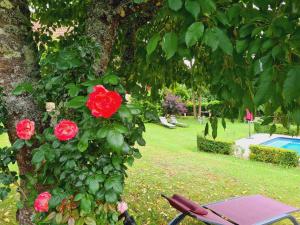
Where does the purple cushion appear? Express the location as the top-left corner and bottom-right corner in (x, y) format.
(172, 194), (208, 216)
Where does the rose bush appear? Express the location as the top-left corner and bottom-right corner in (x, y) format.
(2, 29), (145, 225)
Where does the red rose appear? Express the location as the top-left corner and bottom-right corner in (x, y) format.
(34, 192), (51, 212)
(16, 119), (35, 140)
(54, 120), (79, 141)
(86, 85), (122, 118)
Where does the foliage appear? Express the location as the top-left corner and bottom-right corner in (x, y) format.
(250, 145), (299, 167)
(112, 0), (300, 136)
(254, 122), (299, 136)
(162, 93), (187, 115)
(197, 136), (233, 155)
(131, 98), (161, 122)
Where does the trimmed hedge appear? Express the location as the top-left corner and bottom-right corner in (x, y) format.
(250, 145), (299, 167)
(197, 136), (233, 155)
(254, 123), (298, 136)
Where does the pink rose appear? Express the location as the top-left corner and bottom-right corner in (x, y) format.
(117, 201), (128, 214)
(16, 119), (35, 140)
(34, 192), (51, 212)
(54, 120), (79, 141)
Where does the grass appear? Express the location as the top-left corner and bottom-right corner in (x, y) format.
(1, 117), (300, 225)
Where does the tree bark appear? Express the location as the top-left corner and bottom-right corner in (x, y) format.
(85, 1), (120, 75)
(198, 95), (202, 118)
(192, 91), (197, 119)
(0, 0), (41, 224)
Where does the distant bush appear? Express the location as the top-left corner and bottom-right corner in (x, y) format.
(250, 145), (299, 167)
(163, 93), (187, 115)
(197, 136), (233, 155)
(254, 123), (298, 136)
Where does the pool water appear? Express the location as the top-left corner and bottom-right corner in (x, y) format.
(261, 137), (300, 154)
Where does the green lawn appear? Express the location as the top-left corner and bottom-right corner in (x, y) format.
(1, 117), (300, 225)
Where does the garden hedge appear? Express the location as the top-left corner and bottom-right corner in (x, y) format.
(197, 136), (233, 155)
(250, 145), (299, 167)
(254, 123), (298, 136)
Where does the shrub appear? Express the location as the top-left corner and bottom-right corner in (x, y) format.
(197, 136), (233, 155)
(254, 123), (299, 136)
(249, 145), (299, 167)
(162, 93), (187, 115)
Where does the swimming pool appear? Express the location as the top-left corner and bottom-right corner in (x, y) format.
(261, 137), (300, 154)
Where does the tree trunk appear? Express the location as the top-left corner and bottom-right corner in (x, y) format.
(0, 1), (41, 224)
(192, 91), (197, 119)
(85, 1), (119, 75)
(198, 95), (202, 118)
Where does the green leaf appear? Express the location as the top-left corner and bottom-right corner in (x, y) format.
(96, 127), (109, 139)
(215, 28), (233, 55)
(162, 32), (178, 60)
(106, 130), (124, 152)
(147, 34), (161, 55)
(74, 193), (84, 201)
(185, 22), (204, 47)
(168, 0), (183, 11)
(84, 217), (96, 225)
(105, 190), (118, 203)
(55, 213), (63, 224)
(216, 11), (229, 26)
(12, 139), (25, 150)
(236, 39), (248, 53)
(254, 68), (273, 106)
(103, 73), (120, 85)
(204, 122), (209, 136)
(32, 150), (45, 164)
(199, 0), (216, 15)
(283, 67), (300, 102)
(118, 106), (133, 122)
(77, 140), (88, 152)
(66, 83), (80, 97)
(203, 28), (219, 51)
(13, 82), (33, 95)
(80, 197), (91, 213)
(211, 117), (218, 139)
(66, 96), (87, 109)
(222, 117), (226, 130)
(185, 0), (200, 19)
(88, 179), (99, 194)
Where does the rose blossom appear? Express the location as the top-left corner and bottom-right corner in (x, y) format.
(34, 192), (52, 212)
(54, 120), (79, 141)
(16, 119), (35, 140)
(117, 201), (128, 214)
(86, 85), (122, 118)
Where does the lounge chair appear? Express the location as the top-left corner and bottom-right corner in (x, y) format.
(159, 117), (176, 129)
(163, 194), (299, 225)
(169, 116), (188, 127)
